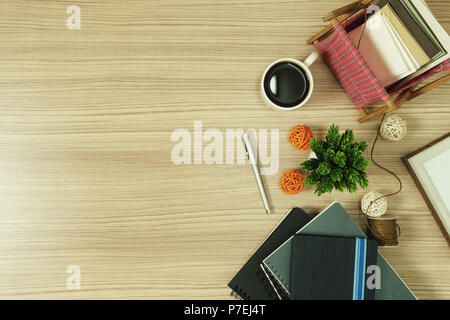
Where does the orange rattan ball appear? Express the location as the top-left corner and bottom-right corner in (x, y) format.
(289, 125), (314, 150)
(280, 169), (305, 195)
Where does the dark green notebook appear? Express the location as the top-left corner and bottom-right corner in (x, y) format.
(376, 0), (442, 60)
(290, 235), (378, 300)
(262, 202), (417, 300)
(400, 0), (447, 60)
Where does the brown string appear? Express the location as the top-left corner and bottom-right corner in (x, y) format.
(368, 114), (403, 208)
(356, 10), (369, 50)
(362, 114), (403, 244)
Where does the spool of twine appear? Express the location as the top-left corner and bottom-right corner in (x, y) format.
(366, 216), (401, 247)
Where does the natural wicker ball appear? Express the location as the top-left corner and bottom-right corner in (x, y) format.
(280, 169), (305, 195)
(361, 191), (388, 217)
(380, 115), (407, 141)
(289, 125), (314, 150)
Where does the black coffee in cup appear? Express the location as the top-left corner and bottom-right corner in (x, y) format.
(263, 62), (310, 108)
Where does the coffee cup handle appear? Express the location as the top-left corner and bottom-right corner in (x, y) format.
(303, 50), (319, 68)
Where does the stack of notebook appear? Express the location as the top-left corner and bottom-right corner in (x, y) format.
(348, 0), (449, 89)
(228, 202), (417, 300)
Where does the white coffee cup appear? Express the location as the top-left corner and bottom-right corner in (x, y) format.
(260, 51), (319, 111)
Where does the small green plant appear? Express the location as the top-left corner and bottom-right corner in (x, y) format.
(301, 124), (370, 196)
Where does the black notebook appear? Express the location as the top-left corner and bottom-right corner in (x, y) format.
(228, 208), (311, 300)
(290, 235), (378, 300)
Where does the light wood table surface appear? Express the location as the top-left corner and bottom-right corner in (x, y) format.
(0, 0), (449, 299)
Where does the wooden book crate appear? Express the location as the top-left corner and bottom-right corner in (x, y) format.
(307, 0), (450, 123)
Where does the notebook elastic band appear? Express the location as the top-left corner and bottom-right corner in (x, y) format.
(353, 237), (367, 300)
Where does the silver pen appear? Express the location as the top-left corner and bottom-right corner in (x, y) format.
(242, 131), (271, 214)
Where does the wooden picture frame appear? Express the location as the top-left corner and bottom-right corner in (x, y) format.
(403, 133), (450, 245)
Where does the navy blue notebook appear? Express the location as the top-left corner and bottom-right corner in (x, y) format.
(290, 234), (378, 300)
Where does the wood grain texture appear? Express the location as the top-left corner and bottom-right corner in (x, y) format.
(0, 0), (449, 299)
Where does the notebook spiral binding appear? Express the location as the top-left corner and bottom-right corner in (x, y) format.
(256, 268), (280, 300)
(258, 265), (288, 300)
(229, 268), (285, 300)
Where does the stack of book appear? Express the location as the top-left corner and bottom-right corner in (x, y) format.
(228, 202), (417, 300)
(348, 0), (449, 90)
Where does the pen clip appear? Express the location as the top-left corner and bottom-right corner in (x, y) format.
(243, 141), (250, 160)
(242, 132), (250, 160)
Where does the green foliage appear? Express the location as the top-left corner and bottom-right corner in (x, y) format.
(310, 138), (326, 159)
(339, 129), (354, 151)
(317, 161), (331, 176)
(330, 168), (343, 182)
(304, 170), (320, 186)
(301, 158), (319, 171)
(326, 124), (341, 150)
(301, 124), (370, 196)
(323, 148), (335, 162)
(333, 151), (347, 167)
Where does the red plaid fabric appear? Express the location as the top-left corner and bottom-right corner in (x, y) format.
(315, 23), (391, 110)
(390, 59), (450, 94)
